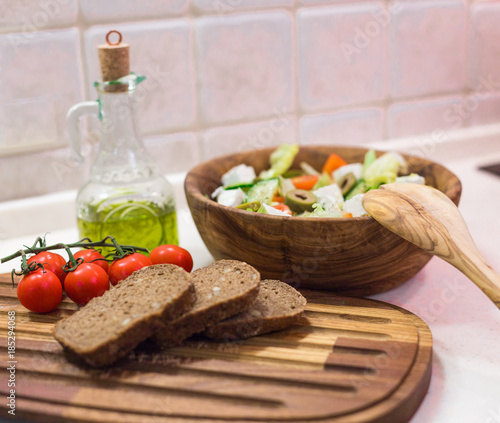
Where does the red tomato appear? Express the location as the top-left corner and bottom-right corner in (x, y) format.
(74, 249), (109, 273)
(108, 253), (153, 286)
(17, 269), (63, 313)
(272, 203), (292, 216)
(27, 251), (66, 284)
(64, 263), (110, 306)
(149, 245), (193, 272)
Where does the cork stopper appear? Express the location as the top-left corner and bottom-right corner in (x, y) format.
(97, 30), (130, 82)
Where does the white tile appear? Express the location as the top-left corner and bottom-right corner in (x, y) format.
(0, 132), (199, 202)
(84, 21), (197, 135)
(192, 0), (292, 16)
(298, 4), (388, 112)
(0, 0), (78, 32)
(300, 108), (384, 146)
(202, 115), (296, 160)
(299, 0), (365, 4)
(144, 132), (201, 174)
(196, 11), (294, 125)
(80, 0), (188, 23)
(0, 27), (83, 101)
(0, 28), (84, 149)
(390, 1), (467, 98)
(0, 95), (58, 149)
(469, 92), (500, 127)
(0, 147), (88, 201)
(471, 3), (500, 91)
(388, 97), (464, 139)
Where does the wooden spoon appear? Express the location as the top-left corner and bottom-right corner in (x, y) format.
(362, 183), (500, 308)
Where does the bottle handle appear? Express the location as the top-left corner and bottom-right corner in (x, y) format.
(66, 101), (100, 164)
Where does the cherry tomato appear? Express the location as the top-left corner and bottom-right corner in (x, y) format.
(149, 245), (193, 272)
(74, 249), (109, 273)
(108, 253), (153, 286)
(27, 251), (66, 284)
(17, 269), (63, 313)
(64, 263), (110, 306)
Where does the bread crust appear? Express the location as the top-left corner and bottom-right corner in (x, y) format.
(53, 264), (195, 367)
(154, 260), (260, 347)
(204, 279), (306, 341)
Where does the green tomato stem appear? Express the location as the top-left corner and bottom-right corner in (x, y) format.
(10, 251), (44, 286)
(29, 236), (46, 250)
(63, 245), (79, 272)
(0, 237), (149, 264)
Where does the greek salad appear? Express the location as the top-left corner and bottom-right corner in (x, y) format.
(211, 144), (425, 217)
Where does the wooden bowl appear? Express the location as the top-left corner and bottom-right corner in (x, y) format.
(185, 146), (462, 296)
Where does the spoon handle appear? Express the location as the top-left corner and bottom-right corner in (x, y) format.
(449, 247), (500, 309)
(362, 184), (500, 309)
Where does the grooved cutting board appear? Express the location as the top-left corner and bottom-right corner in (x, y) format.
(0, 274), (432, 423)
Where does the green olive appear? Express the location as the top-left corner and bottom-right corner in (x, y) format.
(337, 172), (357, 197)
(236, 201), (261, 212)
(285, 189), (317, 213)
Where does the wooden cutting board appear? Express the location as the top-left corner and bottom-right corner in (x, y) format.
(0, 274), (432, 423)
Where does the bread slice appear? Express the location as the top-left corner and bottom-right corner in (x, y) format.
(204, 279), (306, 341)
(153, 260), (260, 347)
(53, 264), (195, 367)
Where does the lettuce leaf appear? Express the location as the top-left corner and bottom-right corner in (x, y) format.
(312, 172), (333, 190)
(259, 144), (299, 179)
(363, 152), (407, 188)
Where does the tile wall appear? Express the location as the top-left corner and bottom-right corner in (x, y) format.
(0, 0), (499, 201)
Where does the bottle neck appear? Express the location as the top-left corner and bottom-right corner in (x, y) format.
(91, 77), (157, 184)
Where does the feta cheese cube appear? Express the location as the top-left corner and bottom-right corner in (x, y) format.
(217, 188), (246, 207)
(343, 194), (369, 217)
(221, 164), (256, 188)
(211, 186), (224, 199)
(313, 184), (344, 208)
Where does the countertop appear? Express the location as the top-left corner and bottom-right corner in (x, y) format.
(1, 129), (500, 423)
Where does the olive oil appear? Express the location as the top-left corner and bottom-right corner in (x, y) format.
(69, 72), (178, 253)
(77, 201), (178, 256)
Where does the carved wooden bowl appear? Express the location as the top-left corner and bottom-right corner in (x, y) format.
(185, 146), (462, 296)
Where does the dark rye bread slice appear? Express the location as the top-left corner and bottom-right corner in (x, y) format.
(53, 264), (195, 367)
(204, 279), (307, 341)
(153, 260), (260, 347)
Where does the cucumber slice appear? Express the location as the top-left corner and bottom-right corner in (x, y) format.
(345, 180), (371, 200)
(246, 178), (280, 205)
(224, 182), (255, 190)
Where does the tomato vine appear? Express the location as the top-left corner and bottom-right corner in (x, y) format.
(0, 235), (149, 287)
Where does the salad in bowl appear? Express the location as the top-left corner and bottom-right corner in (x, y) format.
(211, 144), (425, 218)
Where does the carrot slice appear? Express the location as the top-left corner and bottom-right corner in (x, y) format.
(322, 154), (348, 175)
(342, 212), (353, 218)
(272, 194), (285, 202)
(290, 174), (319, 191)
